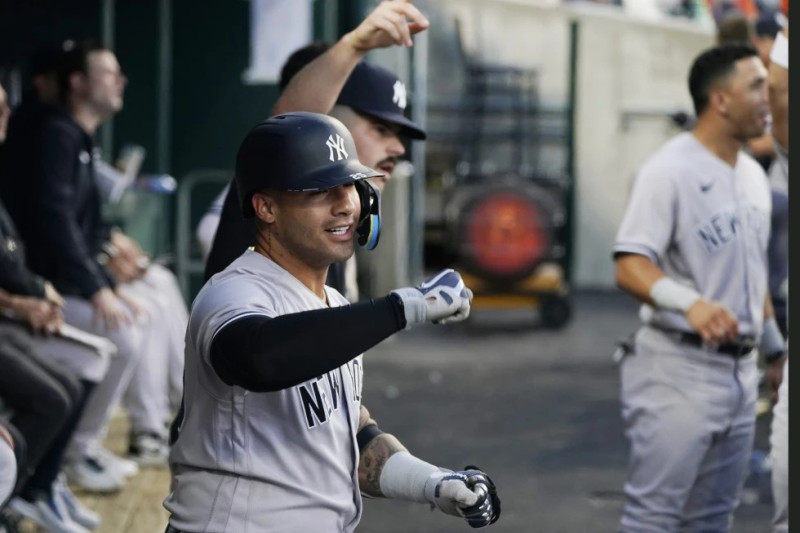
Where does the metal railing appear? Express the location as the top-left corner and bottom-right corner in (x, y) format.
(174, 169), (231, 301)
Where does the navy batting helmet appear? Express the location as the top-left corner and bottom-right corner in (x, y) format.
(235, 111), (383, 249)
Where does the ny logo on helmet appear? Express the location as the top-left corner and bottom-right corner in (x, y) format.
(326, 134), (349, 162)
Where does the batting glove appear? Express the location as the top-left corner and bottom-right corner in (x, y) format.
(390, 269), (473, 328)
(423, 467), (501, 528)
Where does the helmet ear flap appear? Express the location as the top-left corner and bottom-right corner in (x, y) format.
(355, 180), (381, 250)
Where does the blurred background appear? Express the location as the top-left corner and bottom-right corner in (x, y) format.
(4, 0), (787, 307)
(0, 0), (788, 531)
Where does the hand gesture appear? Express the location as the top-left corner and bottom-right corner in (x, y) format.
(685, 299), (739, 345)
(424, 467), (501, 528)
(108, 253), (145, 284)
(109, 231), (149, 282)
(91, 287), (132, 331)
(391, 269), (473, 328)
(342, 0), (429, 51)
(12, 296), (62, 335)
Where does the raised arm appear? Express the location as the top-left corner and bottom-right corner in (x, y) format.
(271, 0), (429, 115)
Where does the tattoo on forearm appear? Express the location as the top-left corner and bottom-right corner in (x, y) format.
(358, 434), (406, 497)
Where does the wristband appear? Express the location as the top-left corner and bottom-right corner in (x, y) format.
(356, 424), (384, 452)
(649, 278), (701, 313)
(378, 451), (440, 502)
(761, 318), (786, 363)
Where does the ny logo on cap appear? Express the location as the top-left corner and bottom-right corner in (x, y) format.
(326, 134), (349, 162)
(392, 80), (407, 110)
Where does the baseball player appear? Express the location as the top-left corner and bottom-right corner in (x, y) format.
(612, 43), (785, 532)
(164, 112), (500, 533)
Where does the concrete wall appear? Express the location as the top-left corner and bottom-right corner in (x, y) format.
(570, 4), (713, 287)
(418, 0), (713, 288)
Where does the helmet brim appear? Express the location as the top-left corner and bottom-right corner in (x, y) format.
(290, 160), (384, 191)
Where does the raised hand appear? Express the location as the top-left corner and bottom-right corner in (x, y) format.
(342, 0), (430, 51)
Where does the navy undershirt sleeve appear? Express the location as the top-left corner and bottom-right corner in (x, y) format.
(210, 294), (406, 392)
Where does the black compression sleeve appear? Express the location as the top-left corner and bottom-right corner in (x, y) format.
(210, 294), (406, 392)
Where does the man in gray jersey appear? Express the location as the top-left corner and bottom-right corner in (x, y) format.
(164, 112), (500, 532)
(612, 43), (786, 532)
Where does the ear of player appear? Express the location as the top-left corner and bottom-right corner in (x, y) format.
(424, 466), (501, 528)
(390, 268), (474, 327)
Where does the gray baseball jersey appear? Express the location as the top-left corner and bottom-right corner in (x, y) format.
(613, 131), (770, 531)
(614, 132), (771, 337)
(164, 249), (363, 533)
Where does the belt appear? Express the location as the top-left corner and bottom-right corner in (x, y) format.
(654, 327), (756, 358)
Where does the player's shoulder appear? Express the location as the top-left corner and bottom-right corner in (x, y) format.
(632, 133), (692, 188)
(648, 133), (699, 167)
(193, 252), (278, 308)
(641, 133), (718, 182)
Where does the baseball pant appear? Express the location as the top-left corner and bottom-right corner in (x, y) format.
(144, 265), (187, 411)
(619, 326), (758, 533)
(122, 265), (187, 436)
(769, 357), (788, 533)
(61, 296), (144, 461)
(0, 324), (80, 485)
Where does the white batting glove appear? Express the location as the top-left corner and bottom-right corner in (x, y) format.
(423, 470), (478, 516)
(424, 468), (501, 528)
(390, 269), (473, 328)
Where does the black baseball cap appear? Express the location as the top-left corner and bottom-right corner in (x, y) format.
(337, 61), (426, 140)
(755, 14), (782, 38)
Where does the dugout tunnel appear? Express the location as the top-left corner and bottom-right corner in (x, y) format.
(0, 0), (709, 312)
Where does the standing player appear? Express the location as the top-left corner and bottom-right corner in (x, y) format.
(164, 112), (500, 532)
(612, 43), (785, 531)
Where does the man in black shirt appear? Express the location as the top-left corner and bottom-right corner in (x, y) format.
(0, 40), (144, 494)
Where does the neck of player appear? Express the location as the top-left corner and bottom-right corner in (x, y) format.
(254, 230), (329, 304)
(691, 118), (743, 168)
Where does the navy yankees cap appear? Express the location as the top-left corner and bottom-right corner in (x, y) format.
(755, 14), (782, 38)
(337, 61), (426, 140)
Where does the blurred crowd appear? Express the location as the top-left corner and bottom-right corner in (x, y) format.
(0, 41), (187, 533)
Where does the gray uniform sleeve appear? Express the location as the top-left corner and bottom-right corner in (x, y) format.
(189, 276), (281, 367)
(613, 162), (677, 263)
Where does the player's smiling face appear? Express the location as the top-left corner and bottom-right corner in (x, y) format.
(719, 56), (770, 140)
(268, 183), (362, 270)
